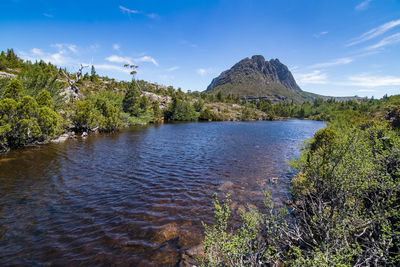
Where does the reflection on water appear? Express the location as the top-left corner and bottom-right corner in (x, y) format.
(0, 120), (324, 265)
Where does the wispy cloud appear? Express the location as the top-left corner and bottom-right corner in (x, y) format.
(43, 13), (53, 18)
(136, 56), (158, 66)
(180, 40), (198, 48)
(89, 43), (100, 52)
(95, 64), (131, 74)
(166, 66), (179, 72)
(119, 5), (158, 19)
(357, 89), (376, 92)
(20, 44), (79, 66)
(119, 5), (140, 14)
(196, 67), (216, 76)
(347, 19), (400, 47)
(313, 31), (328, 38)
(113, 44), (120, 51)
(355, 0), (372, 11)
(106, 55), (132, 64)
(365, 32), (400, 50)
(52, 43), (78, 54)
(295, 70), (328, 85)
(311, 57), (353, 68)
(31, 48), (43, 55)
(106, 55), (158, 67)
(342, 74), (400, 87)
(147, 13), (159, 19)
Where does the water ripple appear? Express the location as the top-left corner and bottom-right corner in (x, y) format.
(0, 120), (325, 265)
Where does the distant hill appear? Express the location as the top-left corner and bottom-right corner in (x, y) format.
(205, 55), (360, 104)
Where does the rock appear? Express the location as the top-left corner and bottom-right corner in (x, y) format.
(179, 244), (204, 267)
(186, 244), (204, 258)
(218, 181), (234, 191)
(151, 243), (180, 266)
(82, 132), (88, 138)
(206, 55), (305, 103)
(50, 133), (70, 143)
(151, 223), (180, 245)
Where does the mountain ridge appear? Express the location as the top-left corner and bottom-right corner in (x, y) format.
(205, 55), (358, 104)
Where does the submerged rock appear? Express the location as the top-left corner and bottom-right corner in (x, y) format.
(217, 181), (234, 191)
(151, 222), (180, 245)
(179, 244), (204, 267)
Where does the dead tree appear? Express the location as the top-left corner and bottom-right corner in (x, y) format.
(61, 64), (87, 97)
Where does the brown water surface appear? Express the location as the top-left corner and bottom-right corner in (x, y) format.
(0, 120), (325, 265)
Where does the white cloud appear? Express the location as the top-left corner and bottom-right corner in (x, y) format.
(20, 50), (75, 66)
(31, 48), (43, 55)
(95, 64), (131, 74)
(311, 57), (353, 68)
(89, 43), (100, 52)
(105, 54), (158, 67)
(313, 31), (328, 38)
(52, 43), (78, 54)
(343, 74), (400, 87)
(147, 13), (159, 19)
(365, 32), (400, 50)
(43, 13), (53, 18)
(347, 19), (400, 47)
(113, 44), (120, 51)
(119, 5), (140, 14)
(105, 55), (132, 64)
(136, 56), (159, 66)
(295, 70), (328, 84)
(180, 40), (198, 48)
(166, 66), (179, 72)
(357, 89), (376, 92)
(355, 0), (372, 11)
(20, 43), (82, 66)
(197, 69), (206, 75)
(196, 67), (216, 76)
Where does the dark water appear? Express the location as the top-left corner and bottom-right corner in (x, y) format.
(0, 120), (324, 266)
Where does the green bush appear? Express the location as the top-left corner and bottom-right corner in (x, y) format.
(164, 96), (198, 121)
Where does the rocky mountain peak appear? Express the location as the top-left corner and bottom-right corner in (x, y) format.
(206, 55), (302, 99)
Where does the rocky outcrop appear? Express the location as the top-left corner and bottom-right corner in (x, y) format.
(207, 55), (301, 94)
(206, 55), (308, 103)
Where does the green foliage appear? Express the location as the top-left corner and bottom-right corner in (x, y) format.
(122, 82), (141, 115)
(17, 61), (65, 107)
(71, 100), (97, 131)
(4, 79), (23, 99)
(202, 192), (289, 266)
(152, 102), (163, 122)
(36, 89), (54, 108)
(199, 107), (218, 121)
(216, 91), (225, 102)
(204, 96), (400, 265)
(194, 99), (205, 112)
(0, 49), (23, 70)
(288, 121), (400, 265)
(37, 106), (59, 137)
(0, 91), (59, 151)
(101, 104), (122, 132)
(164, 95), (198, 121)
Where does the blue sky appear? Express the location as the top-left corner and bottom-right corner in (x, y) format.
(1, 0), (400, 98)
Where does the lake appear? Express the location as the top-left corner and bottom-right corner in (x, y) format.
(0, 120), (325, 266)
